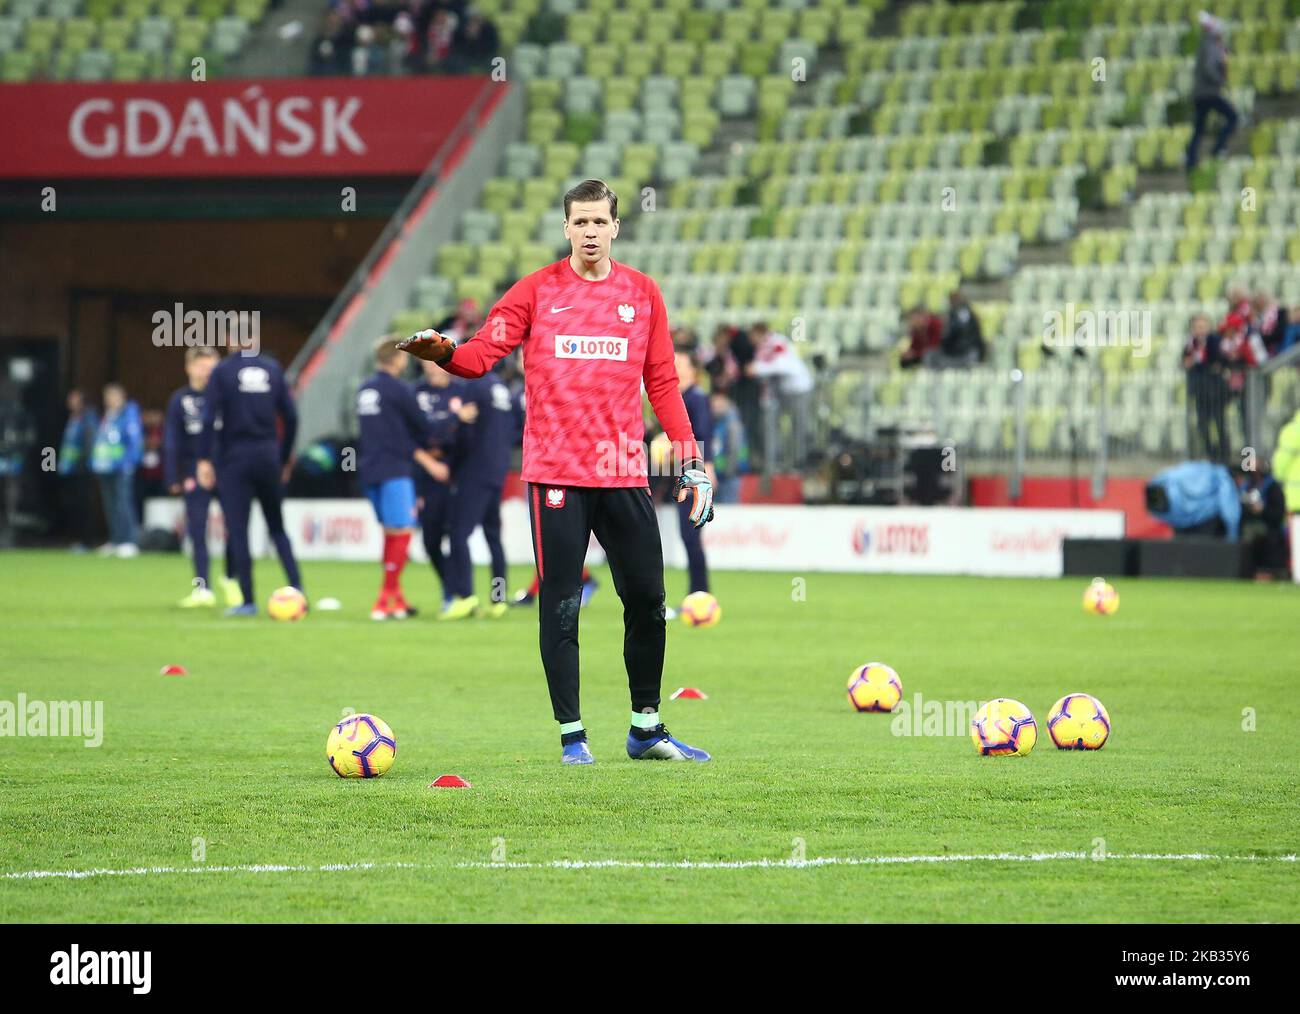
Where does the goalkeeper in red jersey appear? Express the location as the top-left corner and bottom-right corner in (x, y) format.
(400, 180), (714, 765)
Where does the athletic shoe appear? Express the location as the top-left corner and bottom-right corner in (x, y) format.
(95, 543), (116, 557)
(477, 601), (508, 619)
(663, 606), (678, 620)
(561, 740), (595, 765)
(437, 595), (479, 621)
(510, 588), (535, 606)
(580, 575), (600, 608)
(116, 543), (140, 558)
(178, 587), (216, 609)
(224, 604), (258, 618)
(626, 724), (711, 762)
(222, 577), (244, 608)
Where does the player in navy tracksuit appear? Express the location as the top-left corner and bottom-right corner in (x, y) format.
(412, 358), (464, 608)
(165, 348), (240, 609)
(197, 349), (302, 617)
(358, 339), (448, 620)
(439, 366), (514, 620)
(673, 348), (713, 602)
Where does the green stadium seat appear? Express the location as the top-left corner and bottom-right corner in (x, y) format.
(113, 49), (153, 80)
(1, 49), (37, 80)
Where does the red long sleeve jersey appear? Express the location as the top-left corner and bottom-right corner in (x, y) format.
(444, 257), (700, 487)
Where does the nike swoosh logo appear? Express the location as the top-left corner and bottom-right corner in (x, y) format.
(550, 305), (574, 313)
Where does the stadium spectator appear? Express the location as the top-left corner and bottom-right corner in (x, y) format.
(389, 12), (418, 74)
(1273, 406), (1300, 514)
(747, 322), (814, 469)
(928, 290), (985, 368)
(310, 10), (354, 76)
(436, 298), (485, 343)
(445, 6), (500, 73)
(1253, 289), (1287, 355)
(425, 8), (457, 70)
(1183, 312), (1228, 461)
(1185, 11), (1238, 172)
(91, 382), (143, 558)
(900, 305), (943, 369)
(1236, 462), (1289, 578)
(709, 389), (748, 504)
(135, 408), (166, 525)
(58, 388), (99, 552)
(0, 378), (35, 549)
(720, 324), (761, 464)
(700, 324), (743, 395)
(1145, 460), (1241, 540)
(1218, 297), (1268, 447)
(1280, 307), (1300, 354)
(349, 24), (382, 75)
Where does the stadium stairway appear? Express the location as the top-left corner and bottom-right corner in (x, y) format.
(225, 0), (319, 77)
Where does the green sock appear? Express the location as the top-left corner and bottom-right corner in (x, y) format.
(630, 710), (660, 730)
(559, 721), (584, 736)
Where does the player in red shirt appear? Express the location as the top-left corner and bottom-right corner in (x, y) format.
(400, 180), (715, 765)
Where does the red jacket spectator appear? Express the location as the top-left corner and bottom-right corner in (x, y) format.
(901, 307), (943, 369)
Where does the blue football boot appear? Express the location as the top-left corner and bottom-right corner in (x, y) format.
(626, 724), (711, 761)
(561, 739), (595, 765)
(224, 604), (258, 618)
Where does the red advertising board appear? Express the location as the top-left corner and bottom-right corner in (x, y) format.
(0, 76), (495, 178)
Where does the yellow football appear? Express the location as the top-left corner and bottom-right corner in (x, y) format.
(847, 663), (903, 713)
(267, 586), (307, 621)
(971, 698), (1037, 756)
(327, 713), (396, 778)
(1047, 693), (1111, 750)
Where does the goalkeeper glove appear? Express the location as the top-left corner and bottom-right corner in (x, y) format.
(675, 461), (715, 528)
(397, 329), (456, 366)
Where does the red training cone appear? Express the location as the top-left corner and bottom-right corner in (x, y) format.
(161, 665), (188, 676)
(670, 687), (708, 700)
(429, 774), (471, 788)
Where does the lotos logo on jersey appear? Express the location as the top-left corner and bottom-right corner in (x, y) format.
(546, 488), (565, 508)
(617, 303), (636, 323)
(555, 335), (629, 361)
(237, 366), (271, 393)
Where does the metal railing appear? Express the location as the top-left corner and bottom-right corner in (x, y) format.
(818, 360), (1299, 497)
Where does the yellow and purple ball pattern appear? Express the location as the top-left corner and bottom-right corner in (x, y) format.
(971, 698), (1037, 756)
(847, 663), (903, 713)
(268, 586), (307, 621)
(1047, 693), (1111, 750)
(327, 713), (396, 778)
(679, 591), (721, 628)
(1082, 579), (1119, 616)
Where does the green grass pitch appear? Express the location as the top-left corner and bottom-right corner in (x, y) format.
(1, 550), (1296, 922)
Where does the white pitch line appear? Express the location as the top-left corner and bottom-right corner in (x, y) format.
(459, 853), (1299, 870)
(2, 853), (1294, 882)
